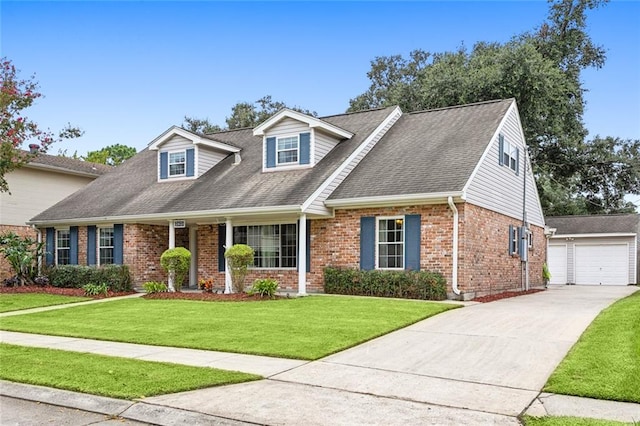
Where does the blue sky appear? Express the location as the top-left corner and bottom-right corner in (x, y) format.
(1, 1), (639, 158)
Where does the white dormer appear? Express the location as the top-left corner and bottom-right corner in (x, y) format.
(148, 126), (240, 181)
(253, 109), (353, 172)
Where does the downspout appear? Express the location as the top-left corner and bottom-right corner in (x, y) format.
(447, 196), (460, 296)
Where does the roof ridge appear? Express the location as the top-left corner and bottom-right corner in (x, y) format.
(319, 105), (396, 120)
(204, 105), (396, 136)
(548, 213), (639, 218)
(408, 98), (513, 115)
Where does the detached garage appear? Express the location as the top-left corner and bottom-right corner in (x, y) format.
(546, 214), (638, 286)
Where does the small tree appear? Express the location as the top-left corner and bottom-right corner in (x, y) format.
(224, 244), (254, 293)
(0, 231), (44, 285)
(160, 247), (191, 292)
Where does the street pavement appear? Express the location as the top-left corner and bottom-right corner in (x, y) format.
(1, 285), (639, 425)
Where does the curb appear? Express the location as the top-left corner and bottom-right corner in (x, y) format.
(0, 381), (252, 426)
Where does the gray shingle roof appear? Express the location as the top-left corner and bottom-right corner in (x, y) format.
(546, 214), (640, 235)
(26, 152), (112, 176)
(329, 99), (513, 199)
(31, 107), (396, 222)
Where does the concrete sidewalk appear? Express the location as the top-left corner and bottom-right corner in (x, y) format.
(2, 285), (639, 425)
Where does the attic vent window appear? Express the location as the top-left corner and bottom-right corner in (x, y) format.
(169, 151), (186, 176)
(277, 136), (299, 165)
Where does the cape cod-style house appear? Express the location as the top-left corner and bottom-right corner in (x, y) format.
(28, 99), (546, 299)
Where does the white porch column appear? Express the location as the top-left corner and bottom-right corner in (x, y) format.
(224, 218), (233, 294)
(168, 220), (176, 249)
(189, 226), (197, 288)
(298, 214), (307, 295)
(167, 220), (176, 292)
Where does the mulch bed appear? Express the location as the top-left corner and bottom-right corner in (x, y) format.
(473, 288), (544, 303)
(143, 292), (282, 302)
(0, 285), (136, 299)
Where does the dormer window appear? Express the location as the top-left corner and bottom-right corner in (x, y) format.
(277, 136), (299, 165)
(254, 108), (354, 172)
(169, 151), (187, 177)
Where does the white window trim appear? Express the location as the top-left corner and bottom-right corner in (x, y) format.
(232, 222), (298, 270)
(168, 149), (187, 177)
(97, 226), (115, 266)
(55, 227), (70, 265)
(275, 134), (300, 166)
(375, 216), (405, 270)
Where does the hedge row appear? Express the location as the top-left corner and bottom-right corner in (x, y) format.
(323, 267), (447, 301)
(46, 265), (133, 292)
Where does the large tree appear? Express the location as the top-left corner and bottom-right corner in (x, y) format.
(0, 58), (82, 192)
(183, 95), (316, 134)
(83, 143), (137, 166)
(348, 0), (638, 215)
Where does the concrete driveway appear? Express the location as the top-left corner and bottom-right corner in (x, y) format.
(145, 285), (638, 425)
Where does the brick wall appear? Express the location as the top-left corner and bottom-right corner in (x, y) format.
(459, 203), (546, 297)
(0, 225), (37, 280)
(113, 203), (546, 297)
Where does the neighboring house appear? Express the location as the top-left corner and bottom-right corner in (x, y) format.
(0, 153), (112, 278)
(28, 99), (545, 299)
(546, 214), (638, 286)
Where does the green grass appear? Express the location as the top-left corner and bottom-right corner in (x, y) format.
(0, 296), (457, 360)
(0, 293), (90, 313)
(0, 343), (260, 399)
(521, 416), (633, 426)
(544, 291), (640, 403)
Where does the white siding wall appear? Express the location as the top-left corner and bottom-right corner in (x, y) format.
(465, 104), (545, 227)
(161, 135), (192, 151)
(549, 235), (637, 284)
(198, 146), (228, 176)
(314, 130), (340, 164)
(0, 168), (96, 226)
(304, 108), (402, 215)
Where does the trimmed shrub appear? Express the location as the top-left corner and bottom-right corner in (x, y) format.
(248, 278), (279, 298)
(224, 244), (254, 293)
(160, 247), (191, 292)
(143, 281), (168, 294)
(323, 267), (447, 301)
(46, 265), (132, 292)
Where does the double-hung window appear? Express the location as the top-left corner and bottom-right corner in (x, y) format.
(377, 217), (404, 269)
(502, 140), (518, 172)
(56, 229), (70, 265)
(99, 227), (114, 265)
(233, 224), (297, 268)
(509, 226), (519, 255)
(276, 136), (299, 165)
(168, 151), (186, 177)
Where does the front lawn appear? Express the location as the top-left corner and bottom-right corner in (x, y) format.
(0, 293), (90, 313)
(0, 343), (260, 399)
(544, 290), (640, 403)
(521, 416), (631, 426)
(0, 296), (457, 360)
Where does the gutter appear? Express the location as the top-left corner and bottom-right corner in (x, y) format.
(27, 204), (304, 227)
(447, 196), (460, 296)
(326, 191), (465, 209)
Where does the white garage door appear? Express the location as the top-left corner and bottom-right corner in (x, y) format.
(575, 244), (629, 285)
(548, 245), (567, 285)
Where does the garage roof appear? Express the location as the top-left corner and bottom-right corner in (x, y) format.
(546, 214), (639, 235)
